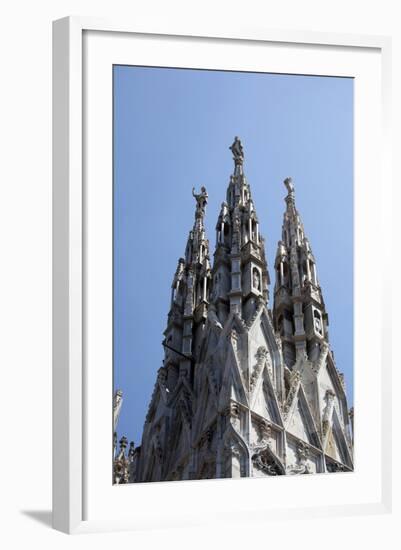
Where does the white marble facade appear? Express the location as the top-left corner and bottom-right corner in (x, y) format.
(116, 138), (354, 484)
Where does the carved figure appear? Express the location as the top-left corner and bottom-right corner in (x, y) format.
(192, 186), (208, 216)
(229, 136), (244, 162)
(284, 176), (294, 194)
(252, 268), (261, 291)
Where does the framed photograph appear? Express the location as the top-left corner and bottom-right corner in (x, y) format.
(53, 17), (392, 534)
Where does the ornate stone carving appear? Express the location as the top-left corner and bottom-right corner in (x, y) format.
(255, 346), (268, 362)
(313, 340), (329, 373)
(314, 314), (323, 334)
(283, 369), (301, 414)
(297, 441), (310, 463)
(113, 389), (123, 432)
(250, 346), (270, 390)
(251, 443), (285, 476)
(229, 136), (244, 163)
(223, 438), (246, 477)
(192, 186), (208, 217)
(284, 176), (294, 195)
(322, 389), (335, 436)
(287, 441), (311, 474)
(113, 436), (130, 484)
(225, 402), (241, 431)
(232, 209), (241, 246)
(252, 268), (261, 291)
(253, 418), (271, 447)
(230, 328), (239, 352)
(113, 389), (122, 409)
(326, 461), (346, 473)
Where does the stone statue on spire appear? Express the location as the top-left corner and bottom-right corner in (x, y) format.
(192, 186), (208, 217)
(284, 177), (295, 195)
(229, 136), (244, 164)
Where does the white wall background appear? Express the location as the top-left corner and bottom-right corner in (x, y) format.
(0, 0), (398, 548)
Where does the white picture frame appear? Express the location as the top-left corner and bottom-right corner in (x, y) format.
(52, 16), (392, 534)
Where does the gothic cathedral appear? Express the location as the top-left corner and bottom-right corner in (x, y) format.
(114, 138), (354, 483)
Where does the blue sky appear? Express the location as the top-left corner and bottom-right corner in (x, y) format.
(113, 66), (353, 447)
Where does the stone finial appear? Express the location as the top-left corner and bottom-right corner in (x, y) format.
(284, 177), (295, 195)
(192, 186), (208, 218)
(229, 136), (244, 164)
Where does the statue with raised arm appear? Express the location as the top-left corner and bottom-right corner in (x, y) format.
(229, 136), (244, 163)
(192, 186), (208, 216)
(284, 177), (295, 195)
